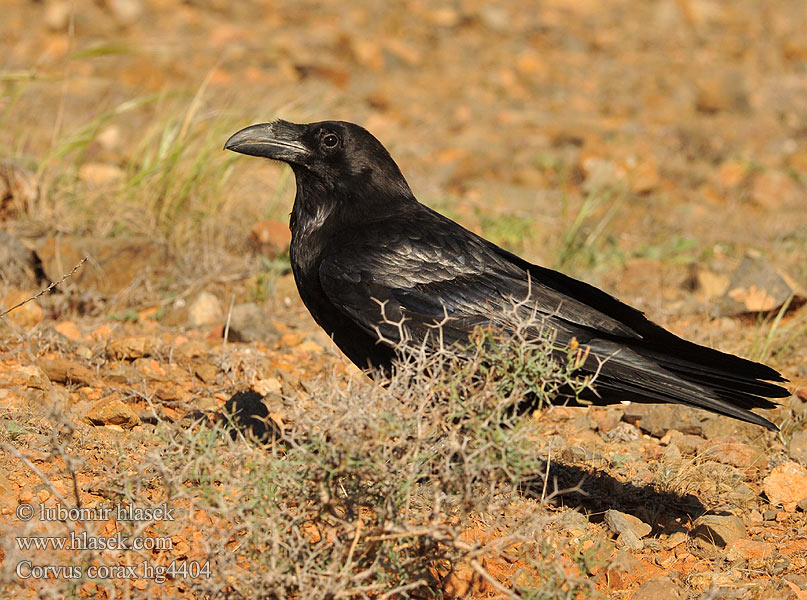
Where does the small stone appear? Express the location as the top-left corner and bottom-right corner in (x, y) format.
(727, 482), (756, 504)
(631, 576), (684, 600)
(560, 445), (588, 463)
(589, 407), (622, 433)
(620, 402), (648, 425)
(107, 336), (167, 360)
(602, 421), (640, 442)
(698, 438), (767, 470)
(295, 340), (324, 355)
(615, 529), (644, 551)
(225, 303), (278, 343)
(643, 538), (662, 551)
(662, 531), (688, 549)
(479, 6), (509, 31)
(604, 509), (652, 539)
(54, 321), (82, 341)
(191, 363), (215, 385)
(692, 514), (747, 548)
(188, 292), (223, 328)
(97, 125), (123, 152)
(659, 429), (677, 445)
(763, 509), (780, 521)
(788, 430), (807, 464)
(252, 377), (282, 396)
(662, 443), (682, 462)
(175, 340), (208, 359)
(87, 397), (139, 429)
(663, 430), (704, 454)
(763, 461), (807, 510)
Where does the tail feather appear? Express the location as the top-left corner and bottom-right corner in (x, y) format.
(591, 378), (779, 430)
(578, 339), (784, 430)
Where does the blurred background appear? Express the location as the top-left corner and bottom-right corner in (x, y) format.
(1, 0), (805, 352)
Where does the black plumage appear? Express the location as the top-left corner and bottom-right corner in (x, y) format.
(225, 119), (789, 429)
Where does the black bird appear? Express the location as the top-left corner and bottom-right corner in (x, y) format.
(224, 120), (789, 429)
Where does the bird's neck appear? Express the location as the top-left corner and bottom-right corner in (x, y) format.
(289, 169), (337, 240)
(289, 167), (416, 238)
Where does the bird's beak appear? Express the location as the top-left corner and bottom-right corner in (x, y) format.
(224, 120), (310, 164)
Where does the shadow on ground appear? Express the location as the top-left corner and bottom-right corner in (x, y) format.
(528, 461), (705, 535)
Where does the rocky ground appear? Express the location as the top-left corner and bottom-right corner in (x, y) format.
(1, 0), (806, 598)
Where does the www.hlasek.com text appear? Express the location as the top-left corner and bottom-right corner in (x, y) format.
(17, 531), (172, 552)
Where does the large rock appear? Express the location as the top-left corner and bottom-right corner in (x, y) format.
(36, 236), (169, 296)
(604, 509), (652, 539)
(712, 251), (802, 317)
(692, 514), (747, 548)
(225, 303), (279, 342)
(87, 396), (139, 429)
(623, 403), (703, 437)
(39, 358), (98, 386)
(763, 461), (807, 510)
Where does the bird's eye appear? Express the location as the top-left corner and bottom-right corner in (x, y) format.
(322, 133), (340, 149)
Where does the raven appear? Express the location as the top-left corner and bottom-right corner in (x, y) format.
(225, 120), (789, 429)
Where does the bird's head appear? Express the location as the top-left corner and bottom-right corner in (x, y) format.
(224, 120), (413, 202)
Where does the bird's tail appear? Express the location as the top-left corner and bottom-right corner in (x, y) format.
(576, 339), (787, 430)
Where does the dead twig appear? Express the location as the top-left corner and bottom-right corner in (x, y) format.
(0, 256), (87, 319)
